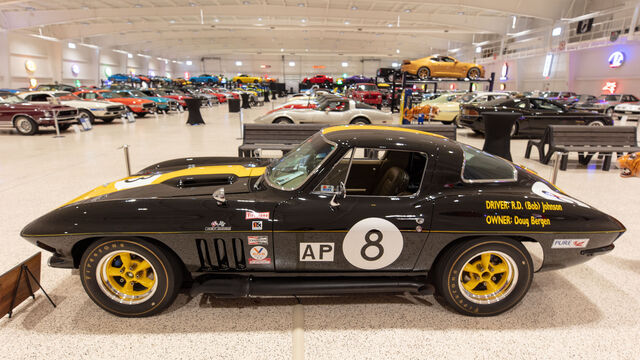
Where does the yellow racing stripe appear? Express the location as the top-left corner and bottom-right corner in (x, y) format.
(322, 125), (446, 139)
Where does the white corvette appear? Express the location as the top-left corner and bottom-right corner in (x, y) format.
(613, 102), (640, 122)
(254, 95), (394, 125)
(19, 91), (126, 123)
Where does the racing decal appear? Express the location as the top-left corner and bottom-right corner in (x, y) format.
(300, 243), (334, 262)
(248, 235), (268, 245)
(320, 185), (335, 193)
(205, 221), (231, 231)
(531, 182), (589, 208)
(245, 211), (270, 220)
(114, 174), (162, 190)
(342, 217), (403, 270)
(252, 221), (263, 230)
(249, 246), (271, 264)
(552, 239), (589, 249)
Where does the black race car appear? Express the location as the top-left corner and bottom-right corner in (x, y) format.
(21, 126), (625, 317)
(459, 97), (613, 137)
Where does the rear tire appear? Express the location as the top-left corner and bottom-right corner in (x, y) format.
(80, 238), (183, 317)
(588, 119), (605, 126)
(350, 117), (370, 125)
(14, 116), (38, 135)
(433, 238), (533, 316)
(274, 117), (293, 124)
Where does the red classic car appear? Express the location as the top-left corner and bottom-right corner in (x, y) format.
(74, 90), (156, 117)
(153, 88), (192, 107)
(347, 83), (383, 109)
(200, 88), (228, 103)
(0, 91), (78, 135)
(303, 75), (333, 86)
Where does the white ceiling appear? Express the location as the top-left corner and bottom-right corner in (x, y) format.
(0, 0), (629, 61)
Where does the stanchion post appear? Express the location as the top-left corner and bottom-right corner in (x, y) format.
(550, 152), (561, 184)
(53, 110), (64, 138)
(120, 145), (132, 177)
(237, 109), (244, 140)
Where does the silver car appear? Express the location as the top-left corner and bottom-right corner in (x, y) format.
(253, 95), (394, 125)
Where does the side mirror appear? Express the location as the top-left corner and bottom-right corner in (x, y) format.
(213, 187), (226, 205)
(329, 182), (346, 208)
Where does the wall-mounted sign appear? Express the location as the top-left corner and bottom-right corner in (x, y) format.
(610, 30), (621, 43)
(71, 64), (80, 76)
(260, 64), (271, 69)
(608, 51), (624, 68)
(500, 83), (506, 91)
(29, 78), (37, 88)
(25, 60), (37, 73)
(104, 67), (112, 77)
(500, 62), (509, 80)
(449, 83), (456, 90)
(342, 73), (347, 78)
(602, 82), (617, 94)
(313, 65), (326, 69)
(148, 70), (155, 77)
(471, 83), (477, 91)
(184, 72), (190, 79)
(75, 79), (81, 87)
(576, 18), (594, 34)
(542, 53), (553, 78)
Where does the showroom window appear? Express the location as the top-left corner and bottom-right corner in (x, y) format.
(313, 148), (427, 197)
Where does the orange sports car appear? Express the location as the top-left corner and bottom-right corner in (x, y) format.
(401, 55), (485, 80)
(74, 90), (156, 117)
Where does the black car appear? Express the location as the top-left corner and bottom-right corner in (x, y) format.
(376, 67), (401, 82)
(35, 83), (77, 92)
(459, 97), (613, 137)
(21, 126), (625, 317)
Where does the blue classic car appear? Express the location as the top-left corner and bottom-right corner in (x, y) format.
(108, 74), (141, 83)
(115, 90), (178, 113)
(189, 74), (219, 84)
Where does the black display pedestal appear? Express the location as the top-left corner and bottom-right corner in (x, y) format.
(185, 98), (205, 125)
(481, 111), (521, 161)
(264, 90), (270, 102)
(241, 93), (251, 109)
(228, 99), (241, 113)
(272, 91), (277, 100)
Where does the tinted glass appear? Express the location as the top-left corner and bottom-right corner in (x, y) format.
(461, 145), (516, 182)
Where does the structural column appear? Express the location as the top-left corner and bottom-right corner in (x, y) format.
(0, 30), (9, 88)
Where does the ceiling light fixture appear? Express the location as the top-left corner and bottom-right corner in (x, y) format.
(289, 61), (295, 66)
(186, 60), (192, 65)
(169, 20), (176, 24)
(396, 49), (400, 53)
(297, 3), (305, 7)
(404, 9), (411, 13)
(552, 26), (562, 36)
(134, 3), (142, 8)
(351, 6), (357, 10)
(341, 62), (348, 67)
(387, 23), (393, 27)
(68, 42), (76, 49)
(344, 20), (350, 25)
(235, 61), (243, 66)
(301, 18), (307, 23)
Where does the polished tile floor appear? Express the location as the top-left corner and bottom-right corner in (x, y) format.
(0, 99), (638, 359)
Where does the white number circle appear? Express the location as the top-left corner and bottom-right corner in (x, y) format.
(342, 217), (403, 270)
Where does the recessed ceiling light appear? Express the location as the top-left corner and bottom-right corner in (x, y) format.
(457, 11), (464, 15)
(396, 49), (400, 53)
(351, 6), (357, 10)
(298, 2), (305, 6)
(280, 48), (284, 52)
(188, 2), (196, 6)
(134, 3), (143, 8)
(258, 17), (262, 21)
(126, 20), (132, 25)
(387, 23), (393, 27)
(344, 20), (350, 25)
(301, 18), (307, 23)
(169, 20), (176, 24)
(305, 48), (309, 52)
(242, 1), (249, 4)
(214, 18), (219, 22)
(404, 9), (411, 13)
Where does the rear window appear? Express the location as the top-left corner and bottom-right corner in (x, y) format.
(460, 145), (517, 182)
(355, 102), (375, 109)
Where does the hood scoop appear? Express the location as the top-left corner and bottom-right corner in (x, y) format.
(164, 174), (238, 188)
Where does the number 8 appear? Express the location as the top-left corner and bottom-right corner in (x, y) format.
(361, 229), (384, 261)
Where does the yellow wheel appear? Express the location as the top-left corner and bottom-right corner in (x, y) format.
(467, 67), (481, 79)
(417, 67), (430, 80)
(433, 238), (533, 316)
(80, 238), (183, 317)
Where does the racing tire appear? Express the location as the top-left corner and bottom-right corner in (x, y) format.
(433, 238), (533, 317)
(78, 109), (95, 125)
(273, 117), (293, 124)
(417, 67), (430, 80)
(80, 238), (183, 317)
(14, 116), (38, 135)
(102, 118), (116, 123)
(467, 67), (482, 79)
(587, 119), (605, 126)
(350, 117), (370, 125)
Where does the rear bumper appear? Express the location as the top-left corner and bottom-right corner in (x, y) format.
(459, 114), (483, 131)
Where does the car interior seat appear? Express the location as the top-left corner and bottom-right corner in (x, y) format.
(373, 166), (409, 196)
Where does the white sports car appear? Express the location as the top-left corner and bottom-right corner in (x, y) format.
(19, 91), (125, 123)
(254, 95), (394, 125)
(613, 102), (640, 122)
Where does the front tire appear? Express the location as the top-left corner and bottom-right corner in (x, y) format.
(273, 117), (293, 124)
(433, 238), (533, 316)
(78, 109), (95, 124)
(135, 112), (147, 118)
(14, 116), (38, 135)
(80, 238), (183, 317)
(588, 119), (605, 126)
(102, 117), (116, 123)
(350, 117), (370, 125)
(510, 121), (519, 137)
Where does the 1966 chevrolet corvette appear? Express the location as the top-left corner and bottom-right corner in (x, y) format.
(21, 126), (625, 317)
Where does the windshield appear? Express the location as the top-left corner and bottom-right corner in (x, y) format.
(459, 94), (476, 103)
(358, 84), (377, 91)
(432, 94), (458, 103)
(265, 134), (336, 190)
(128, 91), (148, 97)
(54, 92), (80, 100)
(100, 92), (120, 99)
(599, 95), (620, 101)
(0, 94), (25, 104)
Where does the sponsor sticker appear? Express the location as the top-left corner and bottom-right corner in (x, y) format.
(252, 221), (263, 231)
(114, 174), (161, 191)
(320, 185), (335, 193)
(248, 236), (268, 245)
(300, 243), (335, 262)
(249, 246), (271, 264)
(245, 211), (270, 220)
(552, 239), (589, 249)
(205, 220), (232, 231)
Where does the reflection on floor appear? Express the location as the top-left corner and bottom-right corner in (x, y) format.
(0, 100), (638, 359)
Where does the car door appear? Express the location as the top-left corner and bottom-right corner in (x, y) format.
(529, 98), (575, 132)
(310, 100), (351, 124)
(272, 147), (432, 272)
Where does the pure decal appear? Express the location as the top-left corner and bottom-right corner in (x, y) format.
(245, 211), (270, 220)
(552, 239), (589, 249)
(205, 221), (231, 231)
(252, 221), (263, 230)
(299, 243), (335, 262)
(249, 246), (271, 264)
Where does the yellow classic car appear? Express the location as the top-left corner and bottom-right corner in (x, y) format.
(421, 91), (511, 124)
(231, 74), (263, 84)
(401, 55), (485, 80)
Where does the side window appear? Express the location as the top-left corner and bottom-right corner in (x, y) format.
(85, 93), (97, 100)
(30, 94), (50, 102)
(461, 145), (516, 182)
(23, 95), (32, 101)
(473, 96), (487, 103)
(515, 101), (528, 109)
(314, 148), (427, 197)
(532, 99), (562, 111)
